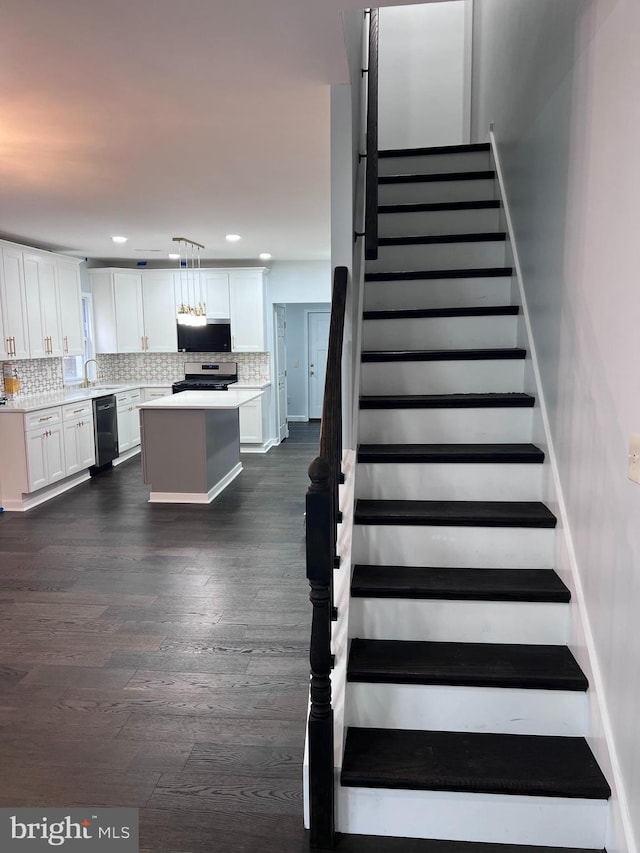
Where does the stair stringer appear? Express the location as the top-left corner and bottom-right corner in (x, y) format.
(489, 129), (632, 853)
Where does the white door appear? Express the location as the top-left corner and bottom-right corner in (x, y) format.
(275, 305), (289, 441)
(308, 312), (330, 421)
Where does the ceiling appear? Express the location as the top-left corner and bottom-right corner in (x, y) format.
(0, 0), (427, 265)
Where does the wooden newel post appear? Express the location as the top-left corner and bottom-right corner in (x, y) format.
(306, 456), (335, 849)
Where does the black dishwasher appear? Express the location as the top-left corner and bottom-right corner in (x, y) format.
(91, 394), (119, 473)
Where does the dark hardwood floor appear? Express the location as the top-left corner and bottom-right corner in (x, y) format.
(0, 422), (320, 852)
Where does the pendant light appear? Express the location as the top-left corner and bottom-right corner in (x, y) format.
(173, 237), (206, 326)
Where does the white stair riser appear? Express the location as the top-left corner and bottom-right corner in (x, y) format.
(359, 408), (533, 444)
(367, 240), (506, 273)
(345, 682), (587, 737)
(336, 787), (608, 848)
(349, 598), (569, 644)
(362, 315), (518, 351)
(379, 207), (500, 237)
(352, 524), (555, 568)
(356, 462), (542, 501)
(360, 359), (525, 395)
(364, 277), (512, 311)
(379, 179), (496, 205)
(379, 152), (492, 176)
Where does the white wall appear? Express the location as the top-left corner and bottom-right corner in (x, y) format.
(379, 1), (470, 149)
(267, 260), (331, 305)
(472, 2), (640, 851)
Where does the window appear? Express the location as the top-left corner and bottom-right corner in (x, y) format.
(62, 294), (96, 385)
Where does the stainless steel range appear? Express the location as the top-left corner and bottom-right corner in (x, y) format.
(172, 361), (238, 394)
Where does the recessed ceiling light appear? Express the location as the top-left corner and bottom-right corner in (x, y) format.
(168, 253), (180, 260)
(225, 234), (241, 242)
(258, 253), (272, 261)
(111, 235), (128, 244)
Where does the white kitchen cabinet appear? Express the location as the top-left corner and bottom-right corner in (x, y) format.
(239, 387), (272, 451)
(239, 398), (262, 443)
(25, 408), (65, 491)
(143, 387), (172, 401)
(202, 271), (230, 319)
(57, 258), (84, 356)
(0, 246), (30, 359)
(62, 401), (95, 475)
(141, 271), (178, 352)
(91, 270), (144, 353)
(116, 389), (142, 454)
(24, 252), (63, 358)
(229, 269), (266, 352)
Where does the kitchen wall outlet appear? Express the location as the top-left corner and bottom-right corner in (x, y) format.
(628, 433), (640, 485)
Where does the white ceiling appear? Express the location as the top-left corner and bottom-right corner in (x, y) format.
(0, 0), (427, 265)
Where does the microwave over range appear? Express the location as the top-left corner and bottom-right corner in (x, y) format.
(177, 320), (231, 353)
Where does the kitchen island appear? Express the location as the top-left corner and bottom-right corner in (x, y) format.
(138, 389), (261, 504)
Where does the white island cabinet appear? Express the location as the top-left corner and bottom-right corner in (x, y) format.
(139, 388), (261, 504)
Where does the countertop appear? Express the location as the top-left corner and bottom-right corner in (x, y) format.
(138, 389), (262, 410)
(0, 380), (270, 414)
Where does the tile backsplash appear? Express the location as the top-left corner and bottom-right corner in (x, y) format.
(2, 352), (270, 397)
(1, 358), (65, 396)
(97, 352), (270, 384)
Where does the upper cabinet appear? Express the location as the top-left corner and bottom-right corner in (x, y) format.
(0, 246), (31, 359)
(91, 270), (145, 353)
(24, 252), (62, 358)
(202, 271), (230, 319)
(141, 271), (177, 352)
(229, 269), (266, 352)
(89, 266), (267, 355)
(0, 241), (83, 361)
(57, 258), (84, 356)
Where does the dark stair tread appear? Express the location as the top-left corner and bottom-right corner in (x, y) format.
(357, 443), (544, 463)
(359, 392), (535, 410)
(341, 728), (611, 799)
(379, 143), (491, 158)
(363, 306), (519, 320)
(380, 200), (501, 214)
(347, 639), (587, 690)
(380, 170), (495, 184)
(331, 835), (604, 853)
(350, 566), (569, 603)
(365, 267), (512, 281)
(361, 347), (526, 363)
(378, 232), (506, 246)
(354, 500), (557, 528)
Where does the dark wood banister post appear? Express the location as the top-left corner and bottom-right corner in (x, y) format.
(306, 456), (335, 850)
(306, 267), (348, 849)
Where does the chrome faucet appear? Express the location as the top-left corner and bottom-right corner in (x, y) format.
(83, 358), (100, 388)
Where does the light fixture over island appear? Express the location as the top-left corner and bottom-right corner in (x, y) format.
(139, 388), (261, 504)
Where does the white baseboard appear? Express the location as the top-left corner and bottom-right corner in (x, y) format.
(1, 470), (90, 512)
(287, 415), (308, 422)
(112, 446), (141, 466)
(489, 129), (633, 853)
(148, 462), (242, 504)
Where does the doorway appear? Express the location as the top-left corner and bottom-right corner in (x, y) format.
(307, 311), (330, 421)
(274, 304), (289, 442)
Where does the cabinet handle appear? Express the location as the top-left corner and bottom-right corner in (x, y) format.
(64, 336), (69, 354)
(73, 408), (83, 414)
(141, 336), (145, 351)
(232, 335), (235, 350)
(145, 336), (149, 350)
(13, 336), (17, 356)
(39, 416), (53, 422)
(9, 336), (16, 357)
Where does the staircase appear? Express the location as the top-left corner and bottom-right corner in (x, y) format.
(337, 143), (611, 847)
